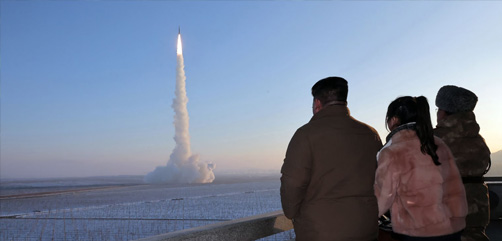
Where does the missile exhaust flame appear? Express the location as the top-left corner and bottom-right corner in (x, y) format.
(177, 33), (182, 56)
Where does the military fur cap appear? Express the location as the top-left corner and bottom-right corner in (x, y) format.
(435, 85), (478, 113)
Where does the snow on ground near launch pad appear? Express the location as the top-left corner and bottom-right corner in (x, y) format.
(0, 174), (295, 241)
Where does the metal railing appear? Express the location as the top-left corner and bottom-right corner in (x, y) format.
(135, 210), (293, 241)
(136, 178), (502, 241)
(486, 177), (502, 220)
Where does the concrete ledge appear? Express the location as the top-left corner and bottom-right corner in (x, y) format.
(135, 210), (293, 241)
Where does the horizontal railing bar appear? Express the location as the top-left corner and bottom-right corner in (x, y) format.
(0, 217), (231, 221)
(135, 210), (293, 241)
(485, 176), (502, 182)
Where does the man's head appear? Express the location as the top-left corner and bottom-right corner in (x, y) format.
(435, 85), (477, 121)
(311, 77), (348, 114)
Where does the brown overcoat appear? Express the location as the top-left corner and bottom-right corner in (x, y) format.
(280, 105), (382, 241)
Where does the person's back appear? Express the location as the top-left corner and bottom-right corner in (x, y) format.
(280, 77), (382, 241)
(434, 85), (491, 241)
(304, 105), (382, 202)
(375, 96), (468, 241)
(434, 111), (491, 178)
(376, 131), (467, 236)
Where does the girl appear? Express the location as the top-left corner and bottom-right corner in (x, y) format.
(375, 96), (467, 241)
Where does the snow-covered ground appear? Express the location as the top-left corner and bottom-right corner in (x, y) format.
(0, 174), (295, 241)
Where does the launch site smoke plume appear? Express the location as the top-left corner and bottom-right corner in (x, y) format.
(145, 31), (215, 184)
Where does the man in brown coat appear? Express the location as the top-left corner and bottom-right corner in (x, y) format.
(434, 85), (491, 241)
(280, 77), (382, 241)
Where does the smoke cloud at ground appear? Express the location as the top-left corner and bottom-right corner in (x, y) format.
(145, 35), (215, 184)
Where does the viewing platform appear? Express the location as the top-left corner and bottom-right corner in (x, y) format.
(137, 177), (502, 241)
(1, 175), (500, 240)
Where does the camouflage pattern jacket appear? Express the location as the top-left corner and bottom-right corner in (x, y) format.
(434, 111), (491, 237)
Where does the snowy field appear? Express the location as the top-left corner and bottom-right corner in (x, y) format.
(0, 174), (295, 241)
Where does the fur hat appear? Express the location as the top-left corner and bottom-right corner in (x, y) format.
(435, 85), (478, 113)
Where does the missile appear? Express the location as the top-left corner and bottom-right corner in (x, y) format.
(178, 26), (181, 35)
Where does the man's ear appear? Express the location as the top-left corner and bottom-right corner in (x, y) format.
(313, 99), (323, 114)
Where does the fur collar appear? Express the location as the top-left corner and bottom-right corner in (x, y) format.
(385, 122), (416, 143)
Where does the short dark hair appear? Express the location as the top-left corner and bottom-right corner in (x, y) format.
(311, 77), (348, 105)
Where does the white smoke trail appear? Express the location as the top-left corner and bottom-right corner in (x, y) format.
(144, 33), (215, 184)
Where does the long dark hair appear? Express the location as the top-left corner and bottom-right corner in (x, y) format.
(386, 96), (440, 165)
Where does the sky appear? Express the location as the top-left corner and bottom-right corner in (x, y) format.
(1, 1), (501, 179)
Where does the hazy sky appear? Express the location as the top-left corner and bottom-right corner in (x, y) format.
(1, 1), (501, 179)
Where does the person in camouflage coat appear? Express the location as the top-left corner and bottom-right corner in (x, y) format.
(434, 85), (491, 241)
